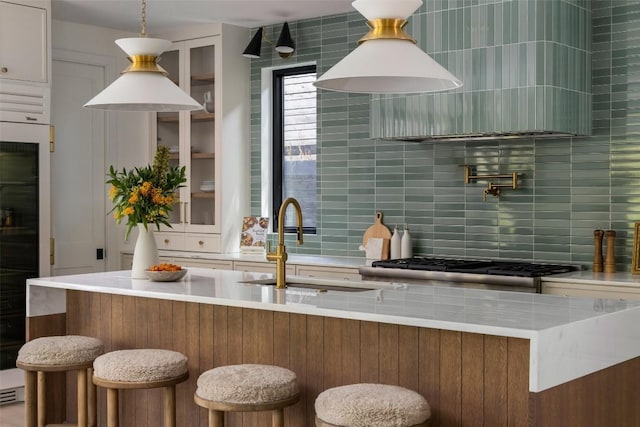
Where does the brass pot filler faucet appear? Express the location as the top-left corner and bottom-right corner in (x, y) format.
(464, 165), (520, 201)
(266, 197), (304, 289)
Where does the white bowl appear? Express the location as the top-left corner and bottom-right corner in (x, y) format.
(145, 269), (187, 282)
(200, 185), (215, 192)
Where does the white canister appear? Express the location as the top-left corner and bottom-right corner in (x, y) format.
(401, 225), (412, 258)
(391, 225), (401, 259)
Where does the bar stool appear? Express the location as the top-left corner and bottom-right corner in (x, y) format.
(194, 364), (300, 427)
(315, 383), (431, 427)
(16, 335), (104, 427)
(92, 349), (188, 427)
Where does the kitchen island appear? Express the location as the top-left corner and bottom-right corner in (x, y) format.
(26, 269), (640, 427)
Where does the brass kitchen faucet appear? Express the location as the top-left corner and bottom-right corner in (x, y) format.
(266, 197), (304, 289)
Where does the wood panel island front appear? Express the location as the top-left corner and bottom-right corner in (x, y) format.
(26, 268), (640, 427)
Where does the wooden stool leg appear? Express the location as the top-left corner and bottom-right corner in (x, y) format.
(77, 368), (87, 427)
(106, 388), (119, 427)
(37, 371), (46, 427)
(163, 385), (176, 427)
(209, 409), (224, 427)
(272, 408), (284, 427)
(87, 368), (97, 427)
(24, 370), (37, 427)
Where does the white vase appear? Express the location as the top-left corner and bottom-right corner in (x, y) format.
(131, 223), (159, 279)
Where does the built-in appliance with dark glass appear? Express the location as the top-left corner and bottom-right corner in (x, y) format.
(0, 141), (39, 370)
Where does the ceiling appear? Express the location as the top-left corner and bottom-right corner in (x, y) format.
(51, 0), (355, 33)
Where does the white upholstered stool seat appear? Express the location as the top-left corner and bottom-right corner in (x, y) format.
(315, 383), (431, 427)
(16, 335), (104, 427)
(93, 349), (189, 427)
(194, 364), (300, 427)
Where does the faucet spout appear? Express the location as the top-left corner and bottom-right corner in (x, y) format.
(266, 197), (304, 289)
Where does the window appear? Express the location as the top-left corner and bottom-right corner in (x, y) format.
(272, 65), (317, 233)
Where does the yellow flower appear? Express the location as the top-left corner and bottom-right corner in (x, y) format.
(140, 181), (153, 197)
(151, 188), (163, 205)
(123, 207), (134, 216)
(129, 191), (139, 204)
(109, 185), (117, 201)
(113, 211), (121, 220)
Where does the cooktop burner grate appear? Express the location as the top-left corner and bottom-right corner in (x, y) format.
(371, 257), (578, 277)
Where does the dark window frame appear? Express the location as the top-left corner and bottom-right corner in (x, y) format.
(272, 64), (317, 235)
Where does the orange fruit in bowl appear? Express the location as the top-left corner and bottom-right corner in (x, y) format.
(148, 263), (182, 272)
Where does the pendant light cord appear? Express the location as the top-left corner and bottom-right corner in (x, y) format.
(140, 0), (147, 37)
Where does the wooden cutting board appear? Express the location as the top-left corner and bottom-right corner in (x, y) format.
(362, 211), (392, 259)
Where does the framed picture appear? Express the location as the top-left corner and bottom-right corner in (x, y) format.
(633, 222), (640, 274)
(240, 216), (269, 253)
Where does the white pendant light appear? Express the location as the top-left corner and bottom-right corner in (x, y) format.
(314, 0), (463, 94)
(84, 0), (202, 112)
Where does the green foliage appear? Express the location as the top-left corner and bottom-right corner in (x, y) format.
(107, 146), (186, 239)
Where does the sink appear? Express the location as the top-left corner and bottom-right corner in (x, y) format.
(240, 276), (380, 293)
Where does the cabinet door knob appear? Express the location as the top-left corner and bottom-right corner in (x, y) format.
(198, 240), (204, 245)
(1, 67), (8, 73)
(164, 239), (170, 244)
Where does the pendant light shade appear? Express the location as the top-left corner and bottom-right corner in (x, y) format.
(275, 22), (295, 55)
(83, 65), (202, 111)
(242, 23), (295, 59)
(314, 0), (462, 94)
(84, 1), (202, 112)
(242, 27), (264, 58)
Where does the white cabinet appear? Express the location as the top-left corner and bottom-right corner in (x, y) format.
(152, 24), (249, 253)
(542, 281), (640, 301)
(172, 258), (232, 270)
(120, 253), (232, 270)
(155, 232), (220, 253)
(295, 265), (362, 281)
(0, 0), (51, 124)
(120, 253), (171, 270)
(154, 37), (216, 235)
(120, 253), (132, 269)
(233, 260), (295, 276)
(0, 0), (48, 83)
(233, 261), (360, 280)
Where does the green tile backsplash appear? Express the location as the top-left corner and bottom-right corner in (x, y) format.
(250, 0), (640, 271)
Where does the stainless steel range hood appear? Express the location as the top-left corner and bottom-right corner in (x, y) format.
(369, 1), (592, 141)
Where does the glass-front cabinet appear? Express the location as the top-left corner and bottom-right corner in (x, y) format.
(151, 24), (250, 254)
(153, 36), (220, 252)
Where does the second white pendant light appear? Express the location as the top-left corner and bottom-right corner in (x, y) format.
(314, 0), (463, 94)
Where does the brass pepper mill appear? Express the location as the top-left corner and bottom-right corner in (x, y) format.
(593, 229), (604, 272)
(604, 230), (616, 273)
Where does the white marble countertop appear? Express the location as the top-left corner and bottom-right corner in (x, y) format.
(27, 268), (640, 393)
(542, 270), (640, 287)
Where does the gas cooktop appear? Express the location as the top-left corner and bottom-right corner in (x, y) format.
(371, 257), (578, 278)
